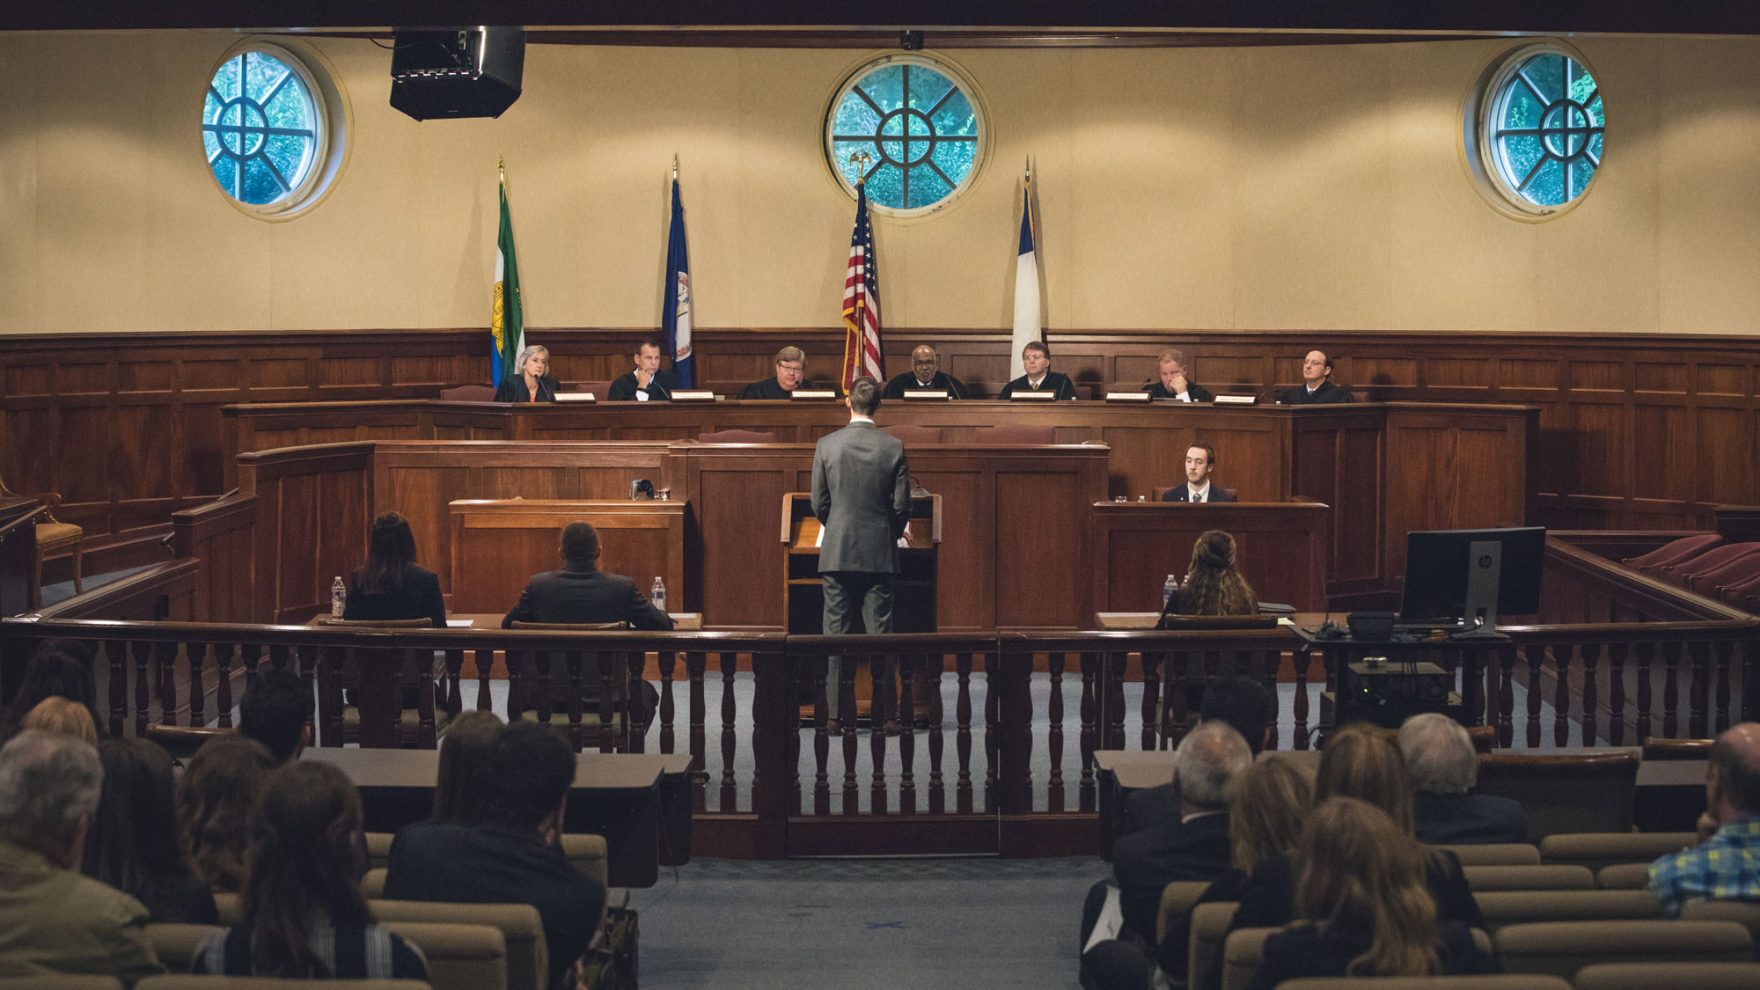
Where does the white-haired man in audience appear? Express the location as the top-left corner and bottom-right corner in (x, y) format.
(1649, 721), (1760, 917)
(1399, 712), (1527, 845)
(0, 730), (164, 985)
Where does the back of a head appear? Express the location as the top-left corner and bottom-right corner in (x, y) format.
(1181, 530), (1258, 616)
(178, 735), (277, 890)
(21, 696), (99, 746)
(85, 736), (188, 897)
(358, 511), (418, 594)
(433, 710), (504, 824)
(0, 728), (103, 857)
(1294, 796), (1438, 977)
(1710, 722), (1760, 816)
(239, 669), (313, 764)
(4, 642), (99, 734)
(1398, 713), (1477, 795)
(245, 761), (371, 976)
(1227, 755), (1313, 874)
(848, 375), (881, 416)
(481, 722), (576, 830)
(561, 521), (600, 565)
(1316, 723), (1416, 836)
(1175, 721), (1253, 811)
(1201, 676), (1272, 756)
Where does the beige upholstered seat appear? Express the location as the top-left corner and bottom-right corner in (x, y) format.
(1473, 889), (1663, 932)
(379, 921), (505, 990)
(212, 892), (242, 926)
(146, 923), (227, 973)
(1573, 962), (1760, 989)
(1276, 978), (1571, 990)
(365, 831), (395, 870)
(1493, 920), (1753, 979)
(1475, 752), (1639, 840)
(1538, 832), (1696, 872)
(365, 835), (608, 893)
(362, 867), (389, 899)
(1462, 864), (1595, 891)
(373, 901), (546, 990)
(1219, 926), (1275, 990)
(1187, 900), (1238, 990)
(1440, 843), (1541, 866)
(139, 979), (430, 990)
(0, 977), (125, 990)
(0, 474), (84, 602)
(1155, 880), (1215, 947)
(1681, 899), (1760, 956)
(1597, 862), (1652, 889)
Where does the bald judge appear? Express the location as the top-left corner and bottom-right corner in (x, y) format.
(883, 345), (970, 400)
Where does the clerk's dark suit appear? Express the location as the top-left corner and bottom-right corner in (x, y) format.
(1160, 484), (1237, 503)
(493, 374), (560, 403)
(1279, 380), (1354, 404)
(607, 369), (676, 401)
(812, 418), (911, 718)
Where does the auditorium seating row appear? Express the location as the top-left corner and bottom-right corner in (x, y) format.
(1623, 534), (1760, 612)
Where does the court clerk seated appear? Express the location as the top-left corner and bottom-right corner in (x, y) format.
(495, 343), (561, 403)
(739, 345), (814, 399)
(1159, 443), (1237, 504)
(606, 337), (676, 401)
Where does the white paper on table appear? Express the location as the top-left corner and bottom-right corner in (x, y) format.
(1083, 884), (1126, 953)
(445, 619), (474, 628)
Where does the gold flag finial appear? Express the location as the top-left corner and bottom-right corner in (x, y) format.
(498, 156), (506, 183)
(672, 154), (679, 180)
(848, 151), (873, 185)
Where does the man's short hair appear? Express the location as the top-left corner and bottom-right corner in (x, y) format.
(1157, 348), (1186, 367)
(1023, 340), (1049, 358)
(561, 522), (600, 564)
(1175, 721), (1253, 810)
(1312, 350), (1332, 372)
(1711, 726), (1760, 815)
(239, 669), (313, 764)
(775, 346), (806, 366)
(636, 338), (663, 355)
(1188, 441), (1217, 469)
(1199, 676), (1270, 755)
(480, 722), (576, 829)
(0, 729), (103, 854)
(1398, 712), (1477, 794)
(848, 376), (881, 416)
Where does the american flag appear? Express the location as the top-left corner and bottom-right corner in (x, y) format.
(840, 182), (883, 392)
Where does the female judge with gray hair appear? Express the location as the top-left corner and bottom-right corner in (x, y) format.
(494, 344), (559, 403)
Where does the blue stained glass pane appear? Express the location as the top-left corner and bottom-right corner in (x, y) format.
(1525, 55), (1563, 99)
(864, 163), (904, 208)
(202, 47), (324, 208)
(862, 67), (903, 112)
(1487, 51), (1603, 209)
(906, 114), (930, 137)
(880, 139), (907, 167)
(907, 67), (951, 111)
(1499, 135), (1543, 185)
(832, 138), (880, 182)
(244, 52), (288, 101)
(832, 94), (879, 135)
(213, 56), (241, 100)
(829, 59), (981, 212)
(906, 166), (951, 209)
(210, 157), (236, 196)
(241, 158), (280, 204)
(262, 81), (311, 131)
(1571, 160), (1596, 199)
(1588, 134), (1604, 160)
(1502, 88), (1540, 131)
(930, 90), (976, 135)
(1588, 96), (1605, 126)
(1528, 158), (1565, 205)
(264, 134), (306, 183)
(880, 114), (905, 136)
(930, 140), (975, 183)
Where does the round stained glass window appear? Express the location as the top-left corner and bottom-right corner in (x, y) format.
(825, 55), (986, 216)
(1467, 43), (1606, 218)
(202, 44), (334, 215)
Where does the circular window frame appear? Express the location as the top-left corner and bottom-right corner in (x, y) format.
(1461, 40), (1605, 222)
(821, 52), (991, 222)
(202, 38), (351, 222)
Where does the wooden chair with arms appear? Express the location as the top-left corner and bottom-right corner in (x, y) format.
(0, 472), (83, 603)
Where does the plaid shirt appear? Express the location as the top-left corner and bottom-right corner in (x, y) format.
(1649, 817), (1760, 917)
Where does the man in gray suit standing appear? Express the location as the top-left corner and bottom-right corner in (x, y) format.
(812, 375), (912, 732)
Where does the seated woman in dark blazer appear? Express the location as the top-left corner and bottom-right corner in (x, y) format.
(344, 511), (446, 628)
(493, 343), (560, 403)
(1244, 796), (1495, 990)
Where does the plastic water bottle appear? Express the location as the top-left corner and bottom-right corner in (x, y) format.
(650, 577), (667, 613)
(330, 576), (346, 618)
(1162, 573), (1179, 609)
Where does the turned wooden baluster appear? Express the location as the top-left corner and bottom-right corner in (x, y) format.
(1079, 650), (1098, 810)
(840, 656), (859, 813)
(1524, 644), (1543, 748)
(564, 651), (586, 752)
(1636, 641), (1655, 739)
(474, 647), (494, 711)
(1461, 645), (1485, 731)
(1714, 640), (1734, 733)
(104, 642), (126, 739)
(625, 650), (647, 754)
(186, 642), (207, 728)
(813, 663), (831, 815)
(1553, 644), (1573, 747)
(1662, 641), (1681, 738)
(214, 642), (236, 729)
(319, 646), (345, 747)
(1162, 649), (1187, 748)
(415, 647), (437, 749)
(1107, 650), (1128, 752)
(927, 654), (946, 815)
(132, 640), (152, 737)
(1292, 647), (1311, 750)
(955, 652), (974, 815)
(658, 649), (678, 755)
(1048, 651), (1065, 812)
(869, 654), (889, 815)
(1607, 642), (1628, 745)
(984, 652), (1000, 813)
(1140, 650), (1161, 751)
(1688, 640), (1710, 740)
(899, 657), (917, 815)
(687, 652), (708, 813)
(1581, 642), (1600, 745)
(719, 652), (738, 812)
(1496, 644), (1516, 748)
(1256, 650), (1280, 751)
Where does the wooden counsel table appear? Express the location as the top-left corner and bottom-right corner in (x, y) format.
(301, 747), (692, 887)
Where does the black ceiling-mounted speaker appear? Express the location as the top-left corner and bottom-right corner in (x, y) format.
(389, 27), (525, 120)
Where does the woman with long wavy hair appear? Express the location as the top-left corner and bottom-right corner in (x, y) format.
(1244, 797), (1494, 989)
(177, 735), (277, 892)
(84, 737), (218, 923)
(1173, 530), (1258, 616)
(193, 761), (427, 979)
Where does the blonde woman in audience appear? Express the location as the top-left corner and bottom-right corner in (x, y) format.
(1244, 797), (1494, 989)
(20, 696), (98, 745)
(177, 735), (276, 891)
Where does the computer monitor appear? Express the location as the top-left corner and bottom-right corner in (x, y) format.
(1398, 527), (1545, 638)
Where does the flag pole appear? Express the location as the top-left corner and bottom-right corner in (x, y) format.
(843, 151), (873, 393)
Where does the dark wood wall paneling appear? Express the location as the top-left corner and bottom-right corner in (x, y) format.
(5, 327), (1750, 573)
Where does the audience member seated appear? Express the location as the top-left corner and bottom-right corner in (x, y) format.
(1649, 721), (1760, 917)
(1160, 444), (1237, 504)
(494, 343), (559, 404)
(0, 641), (104, 743)
(430, 710), (505, 825)
(176, 736), (277, 893)
(384, 722), (607, 990)
(193, 762), (428, 980)
(739, 346), (813, 399)
(1144, 348), (1215, 402)
(1279, 349), (1354, 404)
(607, 338), (677, 401)
(1165, 530), (1257, 619)
(1400, 712), (1528, 845)
(0, 730), (164, 986)
(503, 521), (674, 631)
(20, 696), (98, 745)
(883, 344), (970, 399)
(343, 511), (446, 629)
(239, 669), (313, 766)
(1123, 675), (1272, 836)
(1243, 797), (1496, 990)
(999, 340), (1078, 400)
(82, 737), (217, 924)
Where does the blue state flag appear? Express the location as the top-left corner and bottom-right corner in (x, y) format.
(661, 177), (695, 388)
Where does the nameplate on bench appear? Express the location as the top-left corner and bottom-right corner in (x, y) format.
(902, 389), (950, 400)
(670, 390), (717, 402)
(554, 392), (596, 403)
(1010, 390), (1056, 401)
(1214, 394), (1257, 405)
(791, 390), (838, 400)
(1105, 392), (1151, 403)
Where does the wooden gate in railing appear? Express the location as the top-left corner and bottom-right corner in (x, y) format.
(3, 617), (1757, 857)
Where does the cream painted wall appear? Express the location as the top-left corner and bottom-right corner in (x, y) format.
(2, 32), (1758, 335)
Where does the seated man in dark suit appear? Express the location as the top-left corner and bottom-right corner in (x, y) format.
(383, 722), (607, 990)
(883, 344), (969, 399)
(998, 340), (1077, 400)
(1144, 348), (1215, 402)
(1159, 441), (1237, 504)
(738, 346), (813, 399)
(1399, 712), (1527, 845)
(1279, 349), (1354, 404)
(606, 338), (676, 401)
(1122, 675), (1270, 836)
(502, 522), (674, 631)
